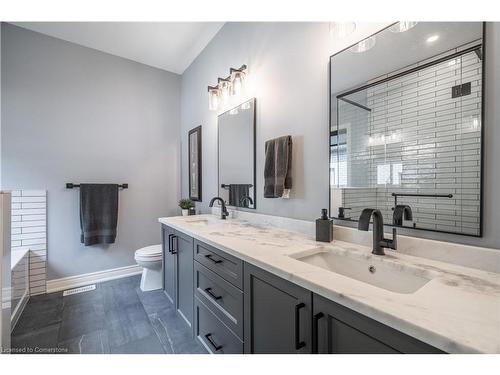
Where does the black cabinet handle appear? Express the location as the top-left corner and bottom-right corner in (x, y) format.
(295, 302), (306, 350)
(204, 287), (222, 301)
(205, 254), (222, 264)
(313, 312), (324, 354)
(171, 235), (178, 254)
(168, 234), (173, 253)
(204, 333), (223, 351)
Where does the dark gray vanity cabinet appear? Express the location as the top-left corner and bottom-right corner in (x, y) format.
(175, 230), (194, 327)
(161, 224), (194, 330)
(243, 263), (312, 354)
(161, 226), (446, 354)
(193, 239), (244, 353)
(312, 294), (443, 354)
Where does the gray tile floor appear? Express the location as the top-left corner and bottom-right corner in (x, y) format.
(11, 275), (207, 354)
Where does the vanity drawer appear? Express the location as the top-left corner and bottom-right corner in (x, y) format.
(194, 261), (243, 338)
(194, 239), (243, 288)
(195, 297), (243, 354)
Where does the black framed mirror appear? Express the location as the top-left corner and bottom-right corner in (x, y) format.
(218, 98), (256, 209)
(329, 22), (485, 237)
(189, 125), (202, 201)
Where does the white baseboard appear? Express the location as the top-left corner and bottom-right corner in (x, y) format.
(46, 264), (142, 293)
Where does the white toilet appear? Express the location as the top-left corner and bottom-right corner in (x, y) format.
(134, 244), (163, 292)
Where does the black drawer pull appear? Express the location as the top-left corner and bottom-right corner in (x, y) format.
(204, 287), (222, 301)
(205, 254), (222, 264)
(204, 333), (223, 351)
(313, 312), (324, 354)
(171, 235), (178, 254)
(295, 302), (306, 350)
(168, 234), (174, 253)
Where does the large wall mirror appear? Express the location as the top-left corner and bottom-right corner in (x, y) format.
(330, 22), (484, 236)
(218, 98), (256, 209)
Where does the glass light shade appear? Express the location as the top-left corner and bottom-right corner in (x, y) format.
(241, 101), (251, 110)
(350, 36), (376, 53)
(229, 108), (239, 115)
(230, 71), (246, 96)
(389, 22), (418, 33)
(218, 79), (231, 104)
(208, 88), (219, 111)
(329, 22), (356, 39)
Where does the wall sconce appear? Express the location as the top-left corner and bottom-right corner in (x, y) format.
(208, 86), (220, 111)
(207, 64), (247, 111)
(230, 66), (246, 96)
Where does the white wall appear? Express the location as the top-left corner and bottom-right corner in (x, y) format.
(181, 22), (500, 249)
(1, 24), (182, 279)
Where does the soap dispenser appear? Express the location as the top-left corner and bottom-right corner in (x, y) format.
(316, 208), (333, 242)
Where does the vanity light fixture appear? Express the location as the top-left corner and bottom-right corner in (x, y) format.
(218, 77), (232, 105)
(329, 22), (356, 39)
(350, 36), (376, 53)
(426, 34), (439, 43)
(208, 86), (220, 111)
(230, 65), (247, 96)
(389, 22), (418, 33)
(207, 64), (248, 111)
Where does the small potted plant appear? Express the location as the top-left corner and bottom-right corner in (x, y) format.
(179, 198), (194, 216)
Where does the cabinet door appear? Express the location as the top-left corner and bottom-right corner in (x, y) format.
(313, 294), (443, 354)
(244, 263), (312, 354)
(174, 230), (194, 329)
(162, 225), (176, 304)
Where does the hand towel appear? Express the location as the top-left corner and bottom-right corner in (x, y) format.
(264, 135), (292, 198)
(80, 184), (119, 246)
(229, 184), (250, 207)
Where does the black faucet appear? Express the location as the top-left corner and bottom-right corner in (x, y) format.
(240, 195), (254, 207)
(209, 197), (229, 220)
(393, 204), (413, 226)
(358, 208), (397, 256)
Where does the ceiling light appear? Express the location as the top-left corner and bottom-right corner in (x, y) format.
(426, 34), (439, 43)
(329, 22), (356, 39)
(389, 22), (418, 33)
(350, 36), (376, 53)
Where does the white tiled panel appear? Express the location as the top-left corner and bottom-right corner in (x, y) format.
(336, 45), (482, 235)
(11, 190), (47, 295)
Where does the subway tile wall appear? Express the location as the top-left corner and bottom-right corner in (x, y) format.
(11, 190), (47, 295)
(337, 45), (482, 235)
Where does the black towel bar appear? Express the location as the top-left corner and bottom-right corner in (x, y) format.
(220, 183), (253, 189)
(66, 183), (128, 189)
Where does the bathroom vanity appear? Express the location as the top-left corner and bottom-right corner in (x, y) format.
(159, 214), (500, 354)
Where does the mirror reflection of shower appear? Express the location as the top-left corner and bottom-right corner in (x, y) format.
(329, 22), (483, 236)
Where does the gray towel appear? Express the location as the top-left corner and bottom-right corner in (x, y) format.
(264, 135), (292, 198)
(229, 184), (250, 207)
(80, 184), (119, 246)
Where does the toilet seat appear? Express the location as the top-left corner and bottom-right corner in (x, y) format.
(135, 244), (162, 262)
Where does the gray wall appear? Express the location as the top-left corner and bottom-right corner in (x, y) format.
(1, 23), (182, 279)
(181, 22), (500, 249)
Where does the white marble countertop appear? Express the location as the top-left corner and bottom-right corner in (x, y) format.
(158, 214), (500, 354)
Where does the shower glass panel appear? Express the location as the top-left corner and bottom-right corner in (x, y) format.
(330, 22), (483, 237)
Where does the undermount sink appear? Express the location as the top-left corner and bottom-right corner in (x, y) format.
(290, 247), (433, 294)
(185, 217), (227, 226)
(185, 218), (211, 225)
